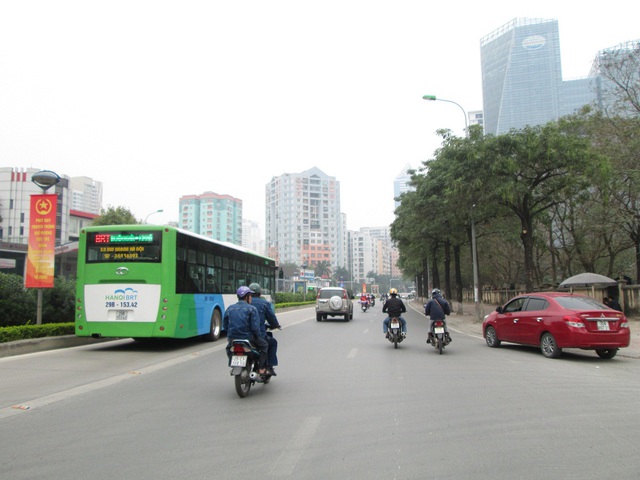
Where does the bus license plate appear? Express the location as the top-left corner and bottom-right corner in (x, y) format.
(597, 321), (610, 331)
(116, 310), (128, 321)
(230, 356), (247, 367)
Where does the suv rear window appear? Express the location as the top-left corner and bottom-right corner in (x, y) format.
(319, 289), (343, 299)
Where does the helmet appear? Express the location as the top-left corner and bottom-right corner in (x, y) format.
(237, 286), (254, 298)
(389, 288), (398, 295)
(431, 288), (441, 296)
(248, 283), (261, 295)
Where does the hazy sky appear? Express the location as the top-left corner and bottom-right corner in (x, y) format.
(1, 1), (637, 231)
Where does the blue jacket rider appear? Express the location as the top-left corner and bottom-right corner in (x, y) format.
(223, 286), (268, 373)
(383, 288), (407, 336)
(424, 288), (451, 341)
(249, 282), (281, 376)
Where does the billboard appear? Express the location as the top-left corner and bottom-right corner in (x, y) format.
(25, 194), (57, 288)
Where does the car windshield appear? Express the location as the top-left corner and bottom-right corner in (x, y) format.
(555, 296), (608, 311)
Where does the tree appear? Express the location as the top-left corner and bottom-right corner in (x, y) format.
(313, 261), (332, 279)
(479, 119), (601, 291)
(92, 205), (139, 226)
(279, 262), (299, 280)
(589, 42), (640, 281)
(0, 273), (36, 326)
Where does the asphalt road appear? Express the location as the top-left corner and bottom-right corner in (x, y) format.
(1, 303), (639, 479)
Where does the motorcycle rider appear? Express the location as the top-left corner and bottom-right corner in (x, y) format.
(223, 286), (268, 375)
(249, 282), (281, 376)
(383, 288), (407, 337)
(360, 292), (369, 310)
(424, 288), (452, 343)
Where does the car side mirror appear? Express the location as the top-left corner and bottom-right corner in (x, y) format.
(496, 306), (504, 314)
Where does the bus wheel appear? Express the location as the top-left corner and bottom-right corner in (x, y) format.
(204, 309), (222, 342)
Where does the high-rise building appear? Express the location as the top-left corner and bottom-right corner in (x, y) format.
(178, 192), (242, 245)
(480, 18), (597, 135)
(70, 176), (102, 215)
(265, 167), (343, 269)
(242, 219), (264, 255)
(393, 164), (414, 210)
(350, 228), (379, 284)
(590, 39), (640, 116)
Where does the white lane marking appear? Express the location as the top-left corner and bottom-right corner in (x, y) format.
(347, 348), (358, 359)
(270, 416), (321, 477)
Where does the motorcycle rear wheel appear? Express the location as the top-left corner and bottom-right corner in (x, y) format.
(437, 336), (443, 354)
(234, 369), (252, 398)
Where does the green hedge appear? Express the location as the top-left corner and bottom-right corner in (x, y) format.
(275, 301), (316, 309)
(0, 323), (75, 343)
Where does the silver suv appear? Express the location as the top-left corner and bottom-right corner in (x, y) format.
(315, 287), (354, 322)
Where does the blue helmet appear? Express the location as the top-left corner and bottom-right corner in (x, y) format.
(237, 286), (254, 298)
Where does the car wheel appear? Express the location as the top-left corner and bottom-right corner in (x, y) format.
(485, 326), (501, 347)
(595, 348), (618, 359)
(540, 332), (562, 358)
(344, 313), (350, 321)
(316, 313), (322, 322)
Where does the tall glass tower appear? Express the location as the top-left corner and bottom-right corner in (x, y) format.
(481, 18), (564, 135)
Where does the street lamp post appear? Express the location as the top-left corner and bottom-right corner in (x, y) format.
(422, 95), (469, 132)
(144, 209), (164, 224)
(423, 94), (481, 321)
(30, 170), (61, 325)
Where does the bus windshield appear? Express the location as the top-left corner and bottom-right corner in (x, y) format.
(85, 230), (162, 263)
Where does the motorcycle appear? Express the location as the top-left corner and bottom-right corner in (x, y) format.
(360, 300), (369, 312)
(387, 316), (404, 349)
(428, 319), (451, 354)
(229, 339), (272, 398)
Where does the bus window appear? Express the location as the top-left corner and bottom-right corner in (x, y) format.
(189, 265), (205, 292)
(205, 267), (220, 293)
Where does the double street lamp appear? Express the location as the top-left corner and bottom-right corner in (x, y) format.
(423, 94), (481, 322)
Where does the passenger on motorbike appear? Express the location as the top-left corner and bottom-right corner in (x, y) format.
(223, 286), (268, 374)
(249, 282), (281, 376)
(360, 293), (369, 308)
(424, 288), (451, 343)
(383, 288), (407, 337)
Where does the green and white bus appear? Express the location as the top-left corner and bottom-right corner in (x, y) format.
(75, 225), (277, 341)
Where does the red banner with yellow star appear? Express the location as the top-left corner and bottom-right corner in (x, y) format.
(25, 194), (57, 288)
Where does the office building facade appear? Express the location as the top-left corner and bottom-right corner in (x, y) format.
(481, 18), (597, 135)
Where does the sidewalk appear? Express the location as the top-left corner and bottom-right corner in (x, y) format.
(410, 300), (640, 359)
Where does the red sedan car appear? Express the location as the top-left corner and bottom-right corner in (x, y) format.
(482, 292), (630, 359)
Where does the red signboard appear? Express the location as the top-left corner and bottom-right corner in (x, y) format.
(25, 194), (57, 288)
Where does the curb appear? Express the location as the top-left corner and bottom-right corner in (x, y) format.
(0, 335), (114, 359)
